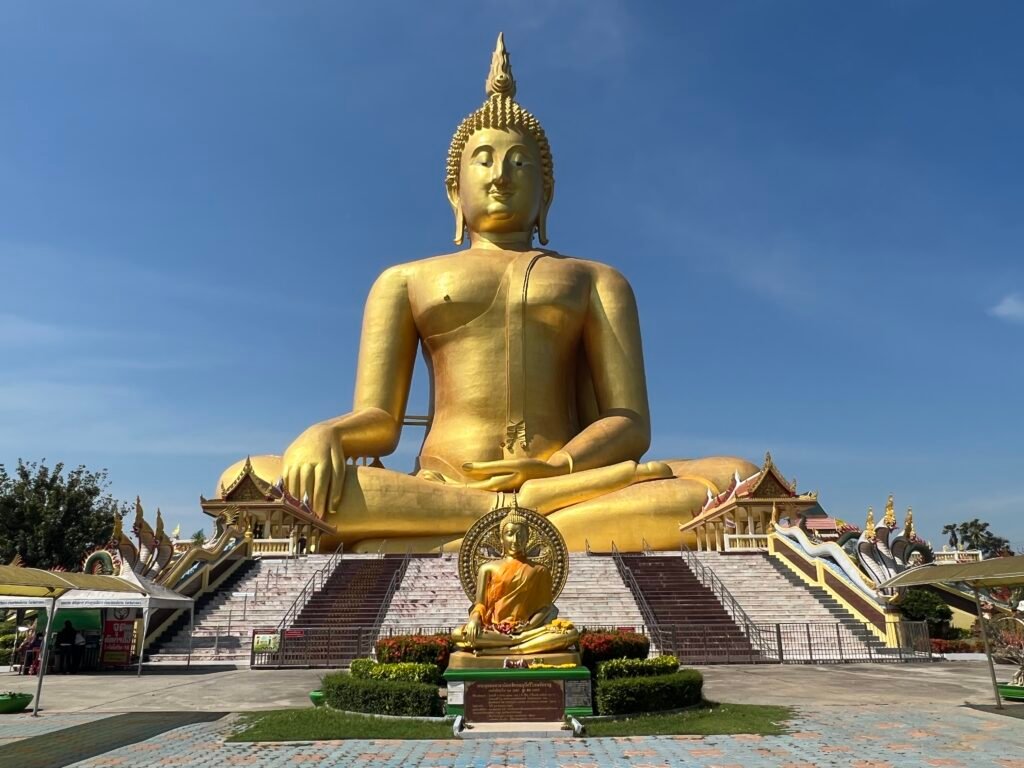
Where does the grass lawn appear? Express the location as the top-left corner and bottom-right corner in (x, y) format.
(583, 703), (793, 737)
(228, 709), (454, 742)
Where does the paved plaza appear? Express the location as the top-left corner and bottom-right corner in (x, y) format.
(0, 662), (1021, 767)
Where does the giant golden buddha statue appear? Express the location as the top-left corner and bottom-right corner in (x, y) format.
(219, 34), (756, 553)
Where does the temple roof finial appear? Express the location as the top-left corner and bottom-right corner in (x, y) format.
(485, 32), (517, 99)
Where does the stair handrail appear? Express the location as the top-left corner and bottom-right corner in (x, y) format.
(610, 542), (665, 651)
(678, 539), (773, 658)
(275, 540), (345, 631)
(365, 551), (412, 655)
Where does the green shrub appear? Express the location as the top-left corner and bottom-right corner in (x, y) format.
(579, 630), (650, 674)
(595, 669), (703, 715)
(321, 672), (442, 717)
(899, 588), (954, 638)
(349, 658), (377, 678)
(0, 648), (10, 665)
(375, 634), (453, 668)
(598, 655), (679, 680)
(349, 659), (442, 685)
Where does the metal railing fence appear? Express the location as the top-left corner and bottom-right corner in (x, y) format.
(677, 541), (776, 659)
(275, 541), (345, 631)
(249, 619), (932, 668)
(610, 542), (664, 651)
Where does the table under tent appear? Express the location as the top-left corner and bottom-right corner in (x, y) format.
(0, 564), (193, 715)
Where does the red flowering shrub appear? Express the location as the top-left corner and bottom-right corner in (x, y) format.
(375, 634), (454, 668)
(930, 638), (982, 654)
(579, 630), (650, 674)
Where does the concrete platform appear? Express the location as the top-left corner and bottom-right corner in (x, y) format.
(458, 720), (568, 739)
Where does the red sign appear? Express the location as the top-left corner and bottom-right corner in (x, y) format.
(101, 620), (135, 665)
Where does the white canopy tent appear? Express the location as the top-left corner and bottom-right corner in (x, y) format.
(0, 566), (193, 715)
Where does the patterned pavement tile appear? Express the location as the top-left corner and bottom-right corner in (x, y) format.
(0, 703), (1010, 768)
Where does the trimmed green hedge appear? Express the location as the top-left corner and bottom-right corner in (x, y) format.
(595, 669), (703, 715)
(579, 630), (650, 674)
(349, 658), (442, 685)
(321, 672), (442, 717)
(375, 635), (454, 668)
(598, 655), (679, 680)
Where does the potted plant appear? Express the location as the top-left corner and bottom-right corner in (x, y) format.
(990, 617), (1024, 701)
(0, 691), (34, 714)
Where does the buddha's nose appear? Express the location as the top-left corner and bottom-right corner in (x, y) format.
(491, 161), (511, 187)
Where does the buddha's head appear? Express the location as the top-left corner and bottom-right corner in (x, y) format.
(446, 34), (554, 246)
(499, 507), (531, 558)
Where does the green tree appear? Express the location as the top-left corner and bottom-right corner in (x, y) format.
(942, 518), (1011, 559)
(899, 587), (954, 638)
(191, 529), (207, 546)
(0, 460), (129, 570)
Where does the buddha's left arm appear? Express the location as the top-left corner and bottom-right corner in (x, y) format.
(552, 265), (652, 472)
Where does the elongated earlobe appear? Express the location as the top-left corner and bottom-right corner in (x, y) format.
(453, 205), (465, 245)
(537, 190), (553, 245)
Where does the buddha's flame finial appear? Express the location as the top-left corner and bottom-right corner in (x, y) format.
(865, 506), (877, 540)
(485, 32), (516, 99)
(883, 494), (896, 527)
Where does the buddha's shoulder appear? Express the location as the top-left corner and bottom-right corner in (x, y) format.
(372, 251), (633, 284)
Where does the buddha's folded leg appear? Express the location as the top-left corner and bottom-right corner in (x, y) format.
(322, 466), (495, 544)
(545, 456), (758, 552)
(518, 460), (674, 514)
(219, 456), (496, 550)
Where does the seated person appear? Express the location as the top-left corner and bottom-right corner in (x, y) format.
(452, 508), (578, 655)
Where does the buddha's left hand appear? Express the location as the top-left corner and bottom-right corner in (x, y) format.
(462, 458), (568, 491)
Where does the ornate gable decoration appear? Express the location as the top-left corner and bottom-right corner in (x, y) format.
(743, 452), (797, 500)
(221, 457), (273, 502)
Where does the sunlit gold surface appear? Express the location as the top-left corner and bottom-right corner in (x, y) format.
(217, 34), (756, 552)
(451, 506), (578, 655)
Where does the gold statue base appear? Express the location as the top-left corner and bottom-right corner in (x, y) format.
(446, 650), (581, 670)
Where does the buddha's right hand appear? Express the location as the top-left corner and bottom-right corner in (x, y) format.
(464, 615), (483, 644)
(281, 421), (346, 517)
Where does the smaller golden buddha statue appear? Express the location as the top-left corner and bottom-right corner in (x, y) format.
(453, 505), (578, 655)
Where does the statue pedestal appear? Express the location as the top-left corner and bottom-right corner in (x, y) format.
(444, 652), (592, 722)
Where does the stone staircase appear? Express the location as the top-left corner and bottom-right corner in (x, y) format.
(379, 554), (466, 633)
(559, 554), (646, 631)
(147, 555), (334, 664)
(378, 553), (647, 635)
(619, 554), (757, 663)
(690, 550), (885, 661)
(287, 554), (407, 666)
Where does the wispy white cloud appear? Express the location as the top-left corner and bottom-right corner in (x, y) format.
(989, 293), (1024, 324)
(0, 313), (87, 347)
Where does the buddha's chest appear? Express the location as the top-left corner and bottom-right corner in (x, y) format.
(409, 258), (589, 341)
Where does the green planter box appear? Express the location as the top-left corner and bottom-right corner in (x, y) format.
(309, 690), (325, 708)
(0, 693), (33, 714)
(998, 684), (1024, 702)
(443, 666), (592, 721)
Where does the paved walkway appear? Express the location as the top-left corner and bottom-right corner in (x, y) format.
(21, 703), (1021, 767)
(0, 662), (1002, 712)
(0, 663), (1021, 767)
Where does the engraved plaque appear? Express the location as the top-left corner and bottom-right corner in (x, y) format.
(447, 681), (464, 705)
(464, 679), (564, 722)
(564, 678), (591, 709)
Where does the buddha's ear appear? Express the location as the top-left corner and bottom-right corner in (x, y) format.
(446, 181), (465, 245)
(536, 183), (554, 246)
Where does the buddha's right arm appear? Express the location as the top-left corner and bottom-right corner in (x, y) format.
(281, 265), (418, 512)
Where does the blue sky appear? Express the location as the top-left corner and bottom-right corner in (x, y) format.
(1, 2), (1021, 551)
